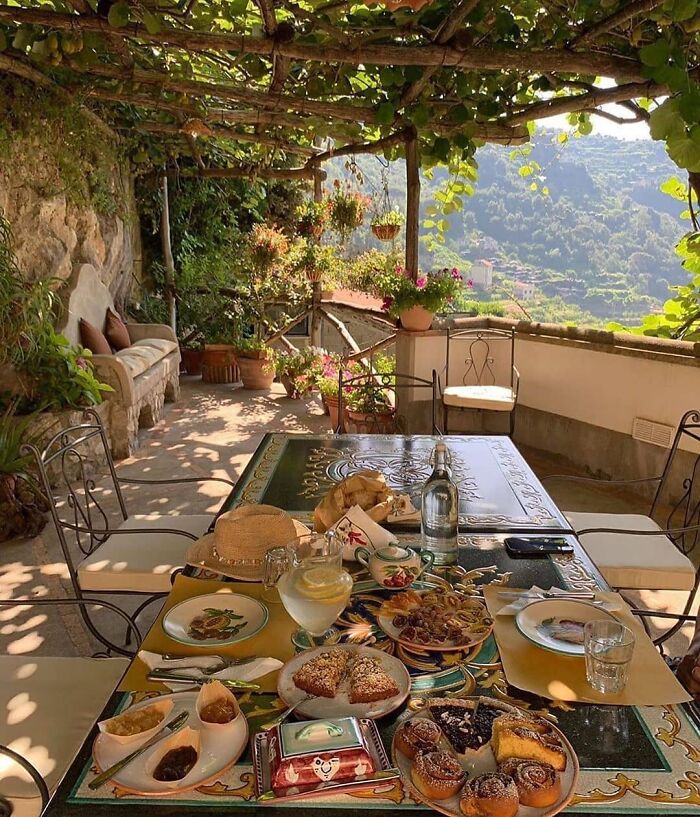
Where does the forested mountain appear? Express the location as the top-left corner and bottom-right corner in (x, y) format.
(330, 133), (687, 325)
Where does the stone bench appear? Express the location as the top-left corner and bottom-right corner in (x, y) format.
(60, 264), (180, 458)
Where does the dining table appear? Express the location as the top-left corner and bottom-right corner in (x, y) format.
(44, 433), (700, 817)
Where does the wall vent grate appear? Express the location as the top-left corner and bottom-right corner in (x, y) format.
(632, 417), (674, 448)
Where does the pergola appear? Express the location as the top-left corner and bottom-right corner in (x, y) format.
(0, 0), (698, 294)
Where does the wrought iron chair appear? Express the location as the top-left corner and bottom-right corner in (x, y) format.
(336, 369), (440, 435)
(544, 408), (700, 646)
(441, 327), (520, 435)
(0, 598), (131, 817)
(22, 408), (235, 656)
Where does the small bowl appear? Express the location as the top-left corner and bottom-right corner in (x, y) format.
(196, 680), (241, 730)
(98, 698), (174, 746)
(146, 726), (201, 789)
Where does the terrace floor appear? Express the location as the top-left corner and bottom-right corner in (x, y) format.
(0, 377), (697, 663)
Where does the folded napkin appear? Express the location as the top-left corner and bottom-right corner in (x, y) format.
(333, 504), (398, 561)
(387, 494), (420, 524)
(497, 586), (622, 616)
(139, 650), (283, 690)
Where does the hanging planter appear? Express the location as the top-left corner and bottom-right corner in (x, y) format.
(372, 223), (401, 241)
(306, 266), (323, 283)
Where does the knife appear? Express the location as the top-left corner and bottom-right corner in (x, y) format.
(147, 670), (260, 690)
(88, 710), (189, 790)
(256, 768), (401, 801)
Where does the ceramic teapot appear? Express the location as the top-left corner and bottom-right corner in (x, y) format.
(354, 544), (434, 589)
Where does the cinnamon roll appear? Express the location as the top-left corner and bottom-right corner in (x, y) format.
(395, 718), (442, 759)
(459, 773), (519, 817)
(498, 758), (561, 808)
(410, 750), (466, 800)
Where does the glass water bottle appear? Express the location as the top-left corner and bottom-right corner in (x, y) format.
(421, 442), (459, 565)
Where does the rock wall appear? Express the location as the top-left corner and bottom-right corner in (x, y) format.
(0, 124), (141, 326)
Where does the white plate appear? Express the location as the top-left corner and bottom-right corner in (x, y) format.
(277, 644), (411, 720)
(162, 592), (268, 647)
(392, 701), (579, 817)
(515, 598), (618, 656)
(92, 691), (248, 796)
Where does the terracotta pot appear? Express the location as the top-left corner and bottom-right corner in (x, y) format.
(371, 223), (401, 241)
(237, 354), (275, 390)
(202, 344), (239, 384)
(180, 348), (204, 376)
(346, 408), (395, 434)
(325, 395), (340, 430)
(399, 305), (434, 332)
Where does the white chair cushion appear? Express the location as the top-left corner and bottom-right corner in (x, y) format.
(0, 655), (127, 812)
(78, 514), (212, 593)
(443, 385), (515, 411)
(565, 511), (696, 591)
(131, 337), (178, 358)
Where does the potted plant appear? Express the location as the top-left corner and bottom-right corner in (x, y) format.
(275, 346), (323, 399)
(371, 209), (404, 241)
(295, 199), (330, 239)
(345, 381), (395, 434)
(376, 266), (465, 332)
(328, 180), (370, 242)
(234, 337), (277, 390)
(0, 403), (49, 542)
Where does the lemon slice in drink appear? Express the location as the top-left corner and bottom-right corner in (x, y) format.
(297, 567), (348, 600)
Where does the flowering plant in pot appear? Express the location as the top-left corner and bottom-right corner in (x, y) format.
(344, 381), (395, 434)
(295, 200), (330, 239)
(371, 209), (404, 241)
(376, 266), (466, 331)
(275, 346), (324, 399)
(248, 223), (289, 271)
(328, 180), (370, 242)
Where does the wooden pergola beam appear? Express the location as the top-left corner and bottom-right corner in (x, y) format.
(138, 121), (319, 156)
(180, 165), (322, 180)
(569, 0), (665, 47)
(0, 7), (646, 81)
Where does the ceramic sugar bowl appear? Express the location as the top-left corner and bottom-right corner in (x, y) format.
(354, 544), (434, 590)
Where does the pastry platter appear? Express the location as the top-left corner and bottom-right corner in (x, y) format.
(277, 644), (411, 720)
(391, 697), (579, 817)
(377, 589), (494, 653)
(92, 690), (248, 796)
(515, 598), (619, 657)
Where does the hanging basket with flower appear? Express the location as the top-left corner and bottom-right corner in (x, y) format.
(374, 266), (467, 331)
(329, 180), (370, 242)
(371, 209), (404, 241)
(295, 199), (330, 239)
(248, 223), (289, 272)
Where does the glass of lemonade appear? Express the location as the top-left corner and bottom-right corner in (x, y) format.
(276, 532), (353, 649)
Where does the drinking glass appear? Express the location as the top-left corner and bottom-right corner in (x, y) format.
(275, 531), (353, 649)
(262, 546), (288, 604)
(584, 620), (635, 695)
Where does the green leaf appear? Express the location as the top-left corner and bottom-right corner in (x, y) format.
(518, 165), (532, 177)
(409, 103), (430, 127)
(142, 10), (162, 34)
(12, 26), (34, 50)
(639, 39), (670, 67)
(376, 102), (395, 125)
(108, 1), (130, 28)
(649, 99), (684, 140)
(432, 137), (451, 162)
(670, 0), (697, 20)
(578, 119), (593, 136)
(667, 131), (700, 171)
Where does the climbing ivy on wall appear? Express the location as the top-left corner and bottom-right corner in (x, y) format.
(0, 78), (126, 217)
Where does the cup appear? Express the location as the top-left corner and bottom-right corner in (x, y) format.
(262, 546), (288, 604)
(584, 619), (635, 695)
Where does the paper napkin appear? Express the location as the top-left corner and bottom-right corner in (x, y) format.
(496, 586), (623, 616)
(139, 650), (283, 690)
(332, 504), (398, 561)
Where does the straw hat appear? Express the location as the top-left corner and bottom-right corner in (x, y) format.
(186, 504), (310, 581)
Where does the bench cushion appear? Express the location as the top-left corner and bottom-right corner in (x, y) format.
(78, 514), (212, 592)
(114, 339), (177, 377)
(443, 385), (515, 411)
(0, 656), (128, 813)
(565, 511), (696, 591)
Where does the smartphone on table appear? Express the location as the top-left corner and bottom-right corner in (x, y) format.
(504, 536), (574, 559)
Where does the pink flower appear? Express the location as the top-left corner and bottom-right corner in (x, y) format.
(416, 276), (427, 289)
(382, 296), (394, 311)
(466, 278), (474, 288)
(76, 356), (88, 370)
(394, 265), (403, 275)
(451, 267), (460, 279)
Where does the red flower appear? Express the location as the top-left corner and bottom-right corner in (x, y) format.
(382, 296), (394, 311)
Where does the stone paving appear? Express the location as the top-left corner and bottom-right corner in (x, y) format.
(0, 376), (696, 664)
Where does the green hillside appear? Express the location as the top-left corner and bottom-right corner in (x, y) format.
(330, 133), (687, 325)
